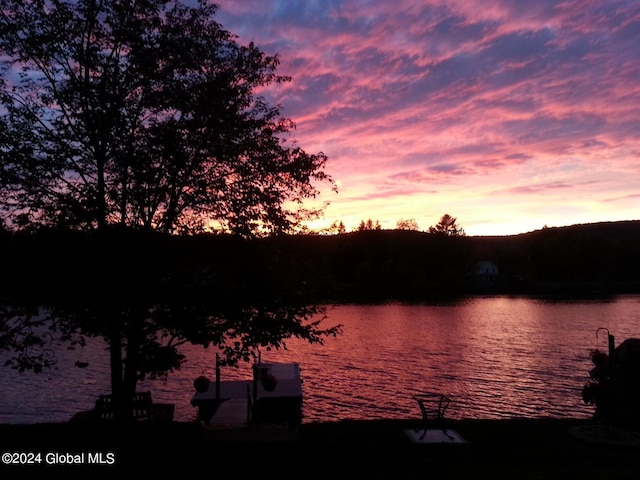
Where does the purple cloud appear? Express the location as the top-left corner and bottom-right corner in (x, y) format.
(214, 0), (640, 235)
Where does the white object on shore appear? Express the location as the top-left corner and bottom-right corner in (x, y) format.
(404, 428), (467, 444)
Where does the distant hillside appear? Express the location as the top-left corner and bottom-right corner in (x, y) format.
(1, 220), (639, 304)
(266, 220), (640, 300)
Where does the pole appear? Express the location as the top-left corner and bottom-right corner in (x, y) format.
(608, 334), (615, 358)
(215, 353), (220, 403)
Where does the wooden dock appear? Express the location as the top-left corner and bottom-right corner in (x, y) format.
(191, 362), (303, 428)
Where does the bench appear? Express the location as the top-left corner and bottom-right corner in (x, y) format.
(95, 391), (174, 422)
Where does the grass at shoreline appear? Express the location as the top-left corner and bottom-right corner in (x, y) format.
(1, 417), (639, 478)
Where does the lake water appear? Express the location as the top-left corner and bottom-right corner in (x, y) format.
(1, 295), (639, 425)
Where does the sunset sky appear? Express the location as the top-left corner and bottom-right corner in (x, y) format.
(214, 0), (639, 236)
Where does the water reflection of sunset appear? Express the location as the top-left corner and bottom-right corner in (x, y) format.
(2, 296), (639, 424)
(163, 296), (639, 423)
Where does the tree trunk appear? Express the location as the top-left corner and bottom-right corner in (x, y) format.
(122, 309), (145, 417)
(107, 312), (129, 422)
(105, 307), (147, 423)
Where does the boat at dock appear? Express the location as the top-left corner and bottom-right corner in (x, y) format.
(190, 357), (303, 429)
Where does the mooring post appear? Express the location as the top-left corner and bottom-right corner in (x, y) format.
(252, 363), (259, 406)
(608, 334), (615, 358)
(215, 353), (220, 403)
(596, 327), (615, 358)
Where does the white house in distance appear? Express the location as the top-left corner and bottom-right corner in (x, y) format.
(471, 260), (499, 288)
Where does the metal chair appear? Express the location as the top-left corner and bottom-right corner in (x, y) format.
(413, 393), (453, 440)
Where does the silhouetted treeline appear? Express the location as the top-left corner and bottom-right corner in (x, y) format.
(266, 221), (640, 301)
(1, 220), (640, 305)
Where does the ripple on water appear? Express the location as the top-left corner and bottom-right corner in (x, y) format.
(2, 296), (639, 423)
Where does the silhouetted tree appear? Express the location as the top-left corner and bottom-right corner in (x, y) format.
(428, 214), (465, 236)
(324, 220), (346, 235)
(0, 0), (339, 421)
(356, 218), (381, 231)
(396, 218), (419, 231)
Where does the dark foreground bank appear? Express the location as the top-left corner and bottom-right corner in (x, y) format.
(1, 417), (639, 478)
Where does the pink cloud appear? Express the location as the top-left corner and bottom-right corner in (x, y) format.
(214, 0), (640, 235)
